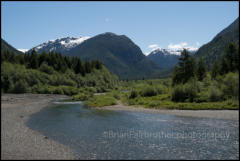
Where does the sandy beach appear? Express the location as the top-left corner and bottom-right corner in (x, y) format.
(1, 94), (75, 160)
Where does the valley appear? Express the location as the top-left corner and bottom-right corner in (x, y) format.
(1, 17), (239, 110)
(1, 2), (239, 160)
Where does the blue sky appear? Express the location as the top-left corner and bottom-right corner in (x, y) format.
(1, 1), (239, 55)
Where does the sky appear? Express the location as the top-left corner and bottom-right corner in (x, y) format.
(1, 1), (239, 55)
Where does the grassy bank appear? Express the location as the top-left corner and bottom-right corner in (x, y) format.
(76, 90), (238, 110)
(75, 75), (239, 110)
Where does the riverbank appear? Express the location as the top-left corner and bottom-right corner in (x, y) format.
(1, 94), (75, 160)
(1, 93), (239, 160)
(91, 101), (239, 121)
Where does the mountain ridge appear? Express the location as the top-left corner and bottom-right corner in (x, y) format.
(1, 38), (23, 55)
(68, 32), (161, 79)
(28, 36), (90, 55)
(194, 17), (239, 68)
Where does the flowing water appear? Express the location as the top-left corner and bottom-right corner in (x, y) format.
(26, 100), (239, 159)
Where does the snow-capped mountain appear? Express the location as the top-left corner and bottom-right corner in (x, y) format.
(147, 47), (197, 68)
(149, 47), (197, 56)
(149, 48), (179, 55)
(147, 48), (180, 68)
(28, 36), (90, 55)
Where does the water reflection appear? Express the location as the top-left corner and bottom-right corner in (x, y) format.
(26, 101), (239, 159)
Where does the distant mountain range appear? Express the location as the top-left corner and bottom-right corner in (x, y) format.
(2, 17), (238, 79)
(25, 32), (163, 79)
(194, 17), (239, 68)
(26, 32), (200, 78)
(67, 32), (161, 80)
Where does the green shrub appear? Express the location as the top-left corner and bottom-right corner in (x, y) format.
(208, 86), (223, 102)
(140, 86), (157, 97)
(112, 92), (120, 100)
(85, 95), (117, 107)
(155, 85), (167, 94)
(222, 72), (239, 100)
(60, 86), (79, 95)
(61, 77), (77, 86)
(53, 87), (64, 95)
(203, 73), (211, 87)
(11, 80), (29, 93)
(96, 86), (108, 93)
(86, 87), (97, 93)
(129, 90), (138, 99)
(184, 81), (198, 102)
(39, 62), (54, 74)
(194, 91), (209, 103)
(171, 85), (186, 102)
(73, 93), (91, 101)
(171, 80), (198, 102)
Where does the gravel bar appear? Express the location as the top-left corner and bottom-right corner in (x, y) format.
(1, 94), (75, 160)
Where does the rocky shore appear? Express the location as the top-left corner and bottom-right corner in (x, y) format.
(1, 94), (75, 159)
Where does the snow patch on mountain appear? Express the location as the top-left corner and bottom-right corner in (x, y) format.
(18, 49), (28, 53)
(59, 37), (90, 48)
(149, 47), (198, 56)
(31, 36), (90, 53)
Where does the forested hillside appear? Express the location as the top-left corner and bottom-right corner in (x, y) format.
(1, 39), (23, 55)
(68, 32), (160, 80)
(195, 17), (239, 68)
(1, 49), (119, 98)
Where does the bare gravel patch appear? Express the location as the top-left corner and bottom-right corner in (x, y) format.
(1, 94), (75, 160)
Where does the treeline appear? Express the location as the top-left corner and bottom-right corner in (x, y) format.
(211, 42), (239, 79)
(1, 50), (103, 76)
(171, 42), (239, 102)
(1, 50), (118, 96)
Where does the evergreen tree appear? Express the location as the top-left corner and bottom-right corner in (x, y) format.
(71, 56), (78, 70)
(48, 52), (56, 67)
(172, 66), (182, 85)
(64, 56), (72, 69)
(225, 42), (237, 72)
(7, 51), (16, 63)
(15, 54), (25, 64)
(80, 62), (86, 76)
(1, 51), (6, 63)
(233, 45), (239, 71)
(219, 56), (229, 75)
(219, 42), (238, 75)
(24, 53), (31, 65)
(28, 50), (38, 69)
(211, 61), (220, 79)
(84, 61), (91, 73)
(95, 60), (102, 69)
(39, 50), (48, 67)
(196, 57), (207, 81)
(74, 59), (85, 76)
(59, 59), (68, 73)
(2, 74), (11, 92)
(172, 49), (196, 85)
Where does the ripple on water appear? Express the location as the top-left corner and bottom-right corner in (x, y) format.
(26, 101), (239, 160)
